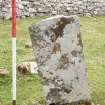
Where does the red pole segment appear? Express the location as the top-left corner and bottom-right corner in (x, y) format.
(12, 0), (16, 37)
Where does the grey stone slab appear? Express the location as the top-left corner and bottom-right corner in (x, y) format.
(29, 15), (91, 105)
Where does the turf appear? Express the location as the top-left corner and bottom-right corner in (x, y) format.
(0, 16), (105, 105)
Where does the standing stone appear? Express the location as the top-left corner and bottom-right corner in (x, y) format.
(29, 15), (91, 105)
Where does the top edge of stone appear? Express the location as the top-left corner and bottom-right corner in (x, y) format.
(42, 15), (79, 21)
(29, 15), (79, 29)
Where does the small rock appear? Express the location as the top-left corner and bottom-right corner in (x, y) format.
(17, 62), (38, 74)
(25, 42), (32, 48)
(92, 102), (95, 105)
(94, 11), (98, 15)
(86, 13), (92, 17)
(0, 68), (9, 76)
(93, 18), (97, 21)
(33, 101), (41, 105)
(52, 11), (57, 15)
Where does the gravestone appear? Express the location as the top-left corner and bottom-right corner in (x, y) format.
(29, 15), (91, 105)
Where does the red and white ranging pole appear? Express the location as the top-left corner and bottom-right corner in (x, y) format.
(12, 0), (16, 104)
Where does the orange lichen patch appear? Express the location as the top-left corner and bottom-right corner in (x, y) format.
(77, 32), (83, 47)
(51, 17), (74, 42)
(60, 53), (70, 64)
(52, 43), (61, 54)
(57, 53), (70, 69)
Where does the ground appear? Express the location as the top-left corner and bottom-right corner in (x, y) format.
(0, 16), (105, 105)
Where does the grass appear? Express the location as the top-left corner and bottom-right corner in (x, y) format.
(0, 16), (105, 105)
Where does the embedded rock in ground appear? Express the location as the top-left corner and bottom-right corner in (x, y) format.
(25, 41), (32, 48)
(17, 61), (38, 74)
(0, 68), (9, 76)
(29, 15), (92, 105)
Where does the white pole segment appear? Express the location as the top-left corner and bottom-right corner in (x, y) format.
(12, 37), (16, 101)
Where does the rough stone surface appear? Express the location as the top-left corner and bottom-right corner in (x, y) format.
(0, 0), (105, 19)
(29, 15), (91, 105)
